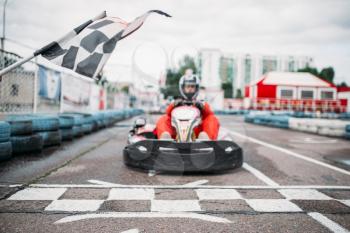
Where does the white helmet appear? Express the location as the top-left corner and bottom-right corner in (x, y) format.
(179, 74), (200, 100)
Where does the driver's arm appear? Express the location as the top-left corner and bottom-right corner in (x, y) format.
(165, 102), (175, 116)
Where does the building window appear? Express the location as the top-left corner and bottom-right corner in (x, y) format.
(301, 90), (314, 99)
(288, 60), (295, 72)
(10, 84), (19, 96)
(262, 58), (277, 74)
(320, 91), (334, 99)
(280, 89), (294, 99)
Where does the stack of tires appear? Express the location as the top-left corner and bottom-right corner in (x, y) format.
(268, 115), (290, 129)
(61, 114), (85, 138)
(59, 116), (75, 141)
(94, 112), (105, 130)
(0, 109), (144, 162)
(31, 116), (61, 147)
(81, 114), (94, 135)
(6, 116), (44, 154)
(0, 121), (12, 161)
(345, 125), (350, 139)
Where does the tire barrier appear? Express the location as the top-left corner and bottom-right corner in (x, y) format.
(58, 116), (75, 129)
(0, 141), (12, 161)
(214, 110), (248, 115)
(5, 116), (34, 136)
(82, 124), (93, 134)
(1, 109), (144, 161)
(10, 134), (44, 154)
(0, 122), (11, 143)
(30, 116), (60, 132)
(245, 111), (350, 139)
(60, 128), (74, 141)
(72, 126), (84, 138)
(37, 131), (62, 147)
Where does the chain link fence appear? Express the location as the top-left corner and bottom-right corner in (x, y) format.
(0, 49), (36, 114)
(0, 49), (131, 116)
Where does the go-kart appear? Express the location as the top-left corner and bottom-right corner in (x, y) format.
(123, 103), (243, 172)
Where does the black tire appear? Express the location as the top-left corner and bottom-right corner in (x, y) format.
(72, 126), (84, 137)
(60, 128), (74, 141)
(59, 116), (75, 129)
(38, 131), (62, 147)
(0, 141), (12, 161)
(97, 120), (105, 129)
(91, 121), (99, 132)
(32, 117), (59, 132)
(346, 124), (350, 133)
(82, 124), (92, 134)
(0, 122), (11, 142)
(61, 114), (84, 126)
(7, 117), (33, 136)
(10, 134), (43, 154)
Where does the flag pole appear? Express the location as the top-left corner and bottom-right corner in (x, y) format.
(0, 53), (36, 76)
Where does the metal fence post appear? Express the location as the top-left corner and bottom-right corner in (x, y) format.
(33, 57), (38, 113)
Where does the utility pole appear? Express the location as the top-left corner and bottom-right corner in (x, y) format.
(1, 0), (8, 68)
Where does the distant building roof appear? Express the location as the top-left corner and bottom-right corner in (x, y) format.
(251, 72), (334, 87)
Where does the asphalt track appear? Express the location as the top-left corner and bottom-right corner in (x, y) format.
(0, 115), (349, 233)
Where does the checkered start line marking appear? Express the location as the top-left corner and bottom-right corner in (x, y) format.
(6, 187), (350, 213)
(5, 186), (350, 232)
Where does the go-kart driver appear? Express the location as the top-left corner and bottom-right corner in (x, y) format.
(155, 72), (220, 140)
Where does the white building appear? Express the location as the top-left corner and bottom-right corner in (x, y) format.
(198, 49), (313, 101)
(197, 49), (224, 110)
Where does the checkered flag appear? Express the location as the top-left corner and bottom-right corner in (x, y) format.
(35, 10), (171, 79)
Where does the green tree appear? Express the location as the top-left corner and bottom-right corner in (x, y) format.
(297, 66), (319, 77)
(161, 55), (197, 99)
(337, 82), (348, 87)
(235, 89), (243, 99)
(221, 82), (233, 98)
(297, 66), (335, 84)
(319, 67), (335, 84)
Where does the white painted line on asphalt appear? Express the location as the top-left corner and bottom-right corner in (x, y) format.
(7, 188), (67, 200)
(340, 200), (350, 207)
(229, 130), (350, 176)
(45, 199), (104, 212)
(308, 212), (349, 233)
(151, 200), (201, 212)
(121, 229), (139, 233)
(54, 212), (232, 224)
(196, 189), (242, 200)
(182, 180), (209, 187)
(278, 189), (332, 200)
(9, 184), (23, 188)
(246, 199), (302, 212)
(30, 183), (350, 190)
(87, 179), (121, 186)
(0, 184), (23, 188)
(108, 188), (155, 200)
(242, 162), (279, 186)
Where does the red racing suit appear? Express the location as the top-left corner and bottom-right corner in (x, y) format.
(155, 101), (220, 140)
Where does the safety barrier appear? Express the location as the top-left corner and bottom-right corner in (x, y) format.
(0, 109), (144, 161)
(345, 124), (350, 139)
(0, 122), (12, 161)
(244, 111), (350, 139)
(214, 110), (248, 115)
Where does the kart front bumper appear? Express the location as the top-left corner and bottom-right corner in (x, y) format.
(123, 140), (243, 172)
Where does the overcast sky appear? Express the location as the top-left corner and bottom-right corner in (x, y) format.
(2, 0), (350, 84)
